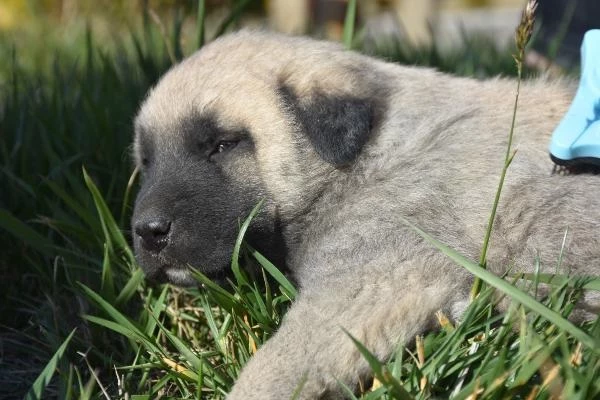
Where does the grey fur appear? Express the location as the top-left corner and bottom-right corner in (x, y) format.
(132, 31), (599, 399)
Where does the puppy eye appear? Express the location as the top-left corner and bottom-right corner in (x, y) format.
(212, 140), (239, 155)
(139, 157), (150, 171)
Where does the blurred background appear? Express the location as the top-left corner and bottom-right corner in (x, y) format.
(0, 0), (527, 37)
(0, 0), (536, 80)
(2, 0), (596, 80)
(0, 0), (528, 46)
(0, 0), (527, 40)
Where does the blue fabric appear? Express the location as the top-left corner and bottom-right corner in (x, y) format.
(549, 30), (600, 165)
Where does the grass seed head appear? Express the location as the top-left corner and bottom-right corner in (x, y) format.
(515, 0), (538, 63)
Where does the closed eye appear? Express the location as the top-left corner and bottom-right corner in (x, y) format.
(209, 140), (239, 158)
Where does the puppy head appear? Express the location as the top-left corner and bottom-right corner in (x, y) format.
(132, 31), (388, 285)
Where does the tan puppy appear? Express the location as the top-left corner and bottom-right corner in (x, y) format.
(132, 31), (599, 399)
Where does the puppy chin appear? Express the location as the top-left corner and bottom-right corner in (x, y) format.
(140, 260), (198, 286)
(137, 250), (231, 287)
(164, 267), (197, 287)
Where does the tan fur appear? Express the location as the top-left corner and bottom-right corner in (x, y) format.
(134, 31), (599, 399)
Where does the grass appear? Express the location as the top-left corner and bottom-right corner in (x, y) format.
(0, 0), (598, 399)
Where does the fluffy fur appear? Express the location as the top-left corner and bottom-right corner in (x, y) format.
(132, 31), (599, 399)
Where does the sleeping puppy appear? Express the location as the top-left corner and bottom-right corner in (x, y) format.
(132, 31), (599, 399)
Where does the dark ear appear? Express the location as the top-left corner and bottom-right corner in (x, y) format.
(278, 85), (378, 166)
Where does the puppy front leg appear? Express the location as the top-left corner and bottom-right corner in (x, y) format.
(227, 270), (470, 399)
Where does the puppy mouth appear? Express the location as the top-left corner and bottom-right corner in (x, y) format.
(162, 265), (196, 286)
(146, 262), (194, 286)
(162, 263), (227, 283)
(152, 265), (230, 288)
(143, 253), (229, 286)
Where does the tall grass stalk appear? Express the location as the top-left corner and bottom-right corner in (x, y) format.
(471, 0), (538, 300)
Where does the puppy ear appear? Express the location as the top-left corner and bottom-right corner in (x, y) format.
(278, 85), (378, 166)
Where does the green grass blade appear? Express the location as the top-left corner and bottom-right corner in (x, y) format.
(191, 269), (238, 311)
(100, 243), (116, 301)
(290, 375), (309, 400)
(119, 166), (139, 229)
(24, 328), (77, 400)
(60, 364), (75, 400)
(144, 285), (168, 336)
(79, 373), (97, 400)
(78, 283), (157, 351)
(83, 166), (135, 262)
(115, 268), (145, 306)
(231, 200), (264, 284)
(213, 0), (254, 39)
(1, 166), (35, 197)
(516, 273), (600, 291)
(247, 244), (297, 299)
(196, 0), (206, 49)
(171, 7), (185, 61)
(44, 178), (99, 230)
(344, 329), (414, 399)
(152, 315), (228, 385)
(83, 315), (144, 347)
(200, 293), (227, 355)
(342, 0), (358, 49)
(0, 208), (53, 255)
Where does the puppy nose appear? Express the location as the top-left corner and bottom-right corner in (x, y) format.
(134, 218), (171, 252)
